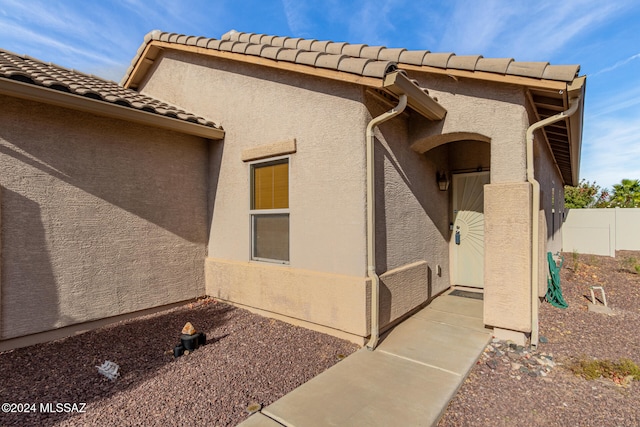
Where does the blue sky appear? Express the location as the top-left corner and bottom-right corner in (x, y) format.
(1, 0), (638, 190)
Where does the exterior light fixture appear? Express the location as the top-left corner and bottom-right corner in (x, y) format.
(436, 171), (450, 191)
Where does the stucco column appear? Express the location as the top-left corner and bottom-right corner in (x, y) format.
(484, 182), (532, 333)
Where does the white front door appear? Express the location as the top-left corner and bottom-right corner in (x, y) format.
(452, 172), (490, 288)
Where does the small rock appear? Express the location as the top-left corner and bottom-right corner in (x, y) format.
(486, 359), (498, 370)
(486, 345), (495, 352)
(539, 336), (549, 343)
(511, 362), (522, 371)
(507, 352), (520, 360)
(182, 322), (197, 335)
(246, 402), (262, 414)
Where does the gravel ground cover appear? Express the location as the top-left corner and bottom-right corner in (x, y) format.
(439, 251), (640, 427)
(2, 250), (638, 427)
(0, 298), (358, 426)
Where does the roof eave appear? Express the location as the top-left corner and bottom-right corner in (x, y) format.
(0, 78), (224, 140)
(123, 40), (384, 90)
(382, 71), (447, 120)
(567, 76), (586, 186)
(400, 63), (569, 92)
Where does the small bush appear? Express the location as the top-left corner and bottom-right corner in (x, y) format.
(621, 256), (640, 274)
(569, 357), (640, 383)
(571, 250), (580, 272)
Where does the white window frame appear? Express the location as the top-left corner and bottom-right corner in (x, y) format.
(249, 155), (290, 264)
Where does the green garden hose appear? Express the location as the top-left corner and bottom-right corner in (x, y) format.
(546, 252), (568, 309)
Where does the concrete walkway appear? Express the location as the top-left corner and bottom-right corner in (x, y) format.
(239, 290), (492, 427)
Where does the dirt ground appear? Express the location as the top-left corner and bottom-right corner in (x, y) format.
(439, 251), (640, 426)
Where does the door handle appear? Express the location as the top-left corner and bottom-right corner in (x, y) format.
(455, 230), (461, 245)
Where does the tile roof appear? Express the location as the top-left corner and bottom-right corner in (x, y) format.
(0, 49), (220, 130)
(123, 29), (580, 85)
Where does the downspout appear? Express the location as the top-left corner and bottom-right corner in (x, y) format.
(365, 94), (408, 351)
(526, 95), (580, 350)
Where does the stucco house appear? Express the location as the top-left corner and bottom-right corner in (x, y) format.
(0, 30), (585, 350)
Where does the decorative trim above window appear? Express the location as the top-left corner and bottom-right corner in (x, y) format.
(242, 138), (296, 162)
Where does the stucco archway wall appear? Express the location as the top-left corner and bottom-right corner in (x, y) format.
(411, 131), (490, 155)
(407, 73), (534, 335)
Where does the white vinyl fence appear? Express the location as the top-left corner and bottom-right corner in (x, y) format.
(562, 208), (640, 257)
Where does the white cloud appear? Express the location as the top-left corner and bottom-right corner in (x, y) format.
(431, 0), (624, 60)
(281, 0), (311, 36)
(581, 114), (640, 188)
(346, 0), (404, 45)
(591, 53), (640, 77)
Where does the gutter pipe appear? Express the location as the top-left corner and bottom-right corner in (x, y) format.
(365, 94), (407, 351)
(526, 95), (580, 350)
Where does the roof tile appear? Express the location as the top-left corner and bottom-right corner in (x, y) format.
(361, 46), (384, 60)
(542, 64), (580, 81)
(245, 44), (267, 56)
(249, 34), (264, 44)
(475, 58), (513, 74)
(238, 32), (253, 43)
(276, 48), (302, 62)
(126, 30), (581, 84)
(342, 43), (367, 57)
(311, 40), (332, 52)
(297, 51), (324, 67)
(506, 61), (549, 79)
(262, 46), (284, 60)
(297, 39), (317, 51)
(337, 57), (372, 75)
(326, 42), (347, 55)
(231, 42), (252, 54)
(379, 48), (407, 62)
(362, 61), (396, 78)
(422, 53), (454, 68)
(398, 50), (429, 65)
(0, 49), (220, 130)
(447, 55), (482, 71)
(271, 36), (290, 47)
(284, 38), (303, 49)
(217, 40), (237, 52)
(315, 54), (347, 70)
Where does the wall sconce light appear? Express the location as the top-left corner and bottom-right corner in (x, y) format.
(436, 171), (450, 191)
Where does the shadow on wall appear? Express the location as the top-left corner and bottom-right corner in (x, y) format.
(0, 98), (210, 243)
(206, 138), (225, 245)
(373, 128), (451, 275)
(0, 188), (60, 339)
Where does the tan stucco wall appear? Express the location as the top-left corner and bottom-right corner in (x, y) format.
(367, 95), (450, 325)
(0, 95), (208, 340)
(407, 73), (529, 184)
(533, 126), (564, 297)
(205, 258), (369, 338)
(138, 50), (373, 335)
(484, 182), (532, 333)
(139, 50), (369, 276)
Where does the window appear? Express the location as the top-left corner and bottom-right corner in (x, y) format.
(250, 158), (289, 263)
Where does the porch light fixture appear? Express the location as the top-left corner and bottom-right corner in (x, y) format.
(436, 171), (450, 191)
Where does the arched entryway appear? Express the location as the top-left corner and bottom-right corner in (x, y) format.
(412, 132), (491, 288)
